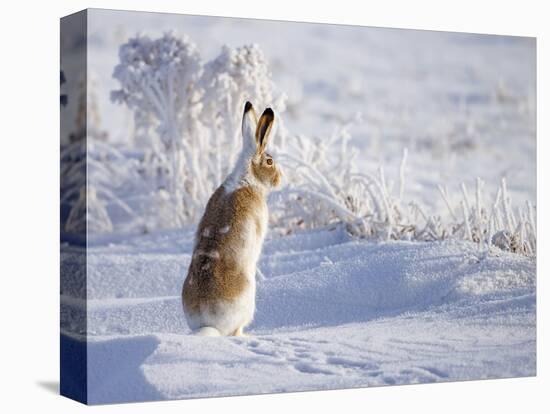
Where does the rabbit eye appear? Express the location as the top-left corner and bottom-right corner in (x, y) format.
(266, 158), (273, 166)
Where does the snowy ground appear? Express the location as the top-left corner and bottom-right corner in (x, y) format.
(61, 226), (535, 403)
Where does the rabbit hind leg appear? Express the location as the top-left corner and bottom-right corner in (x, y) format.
(231, 326), (249, 337)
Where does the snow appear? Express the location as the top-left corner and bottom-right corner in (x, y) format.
(61, 226), (535, 403)
(59, 9), (536, 405)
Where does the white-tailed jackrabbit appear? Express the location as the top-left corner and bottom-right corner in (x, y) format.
(182, 101), (282, 336)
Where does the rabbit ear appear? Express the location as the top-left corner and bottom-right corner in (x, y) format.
(255, 108), (274, 154)
(242, 101), (258, 155)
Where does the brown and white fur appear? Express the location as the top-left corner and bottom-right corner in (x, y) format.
(182, 102), (282, 337)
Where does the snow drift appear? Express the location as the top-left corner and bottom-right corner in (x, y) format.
(61, 226), (535, 403)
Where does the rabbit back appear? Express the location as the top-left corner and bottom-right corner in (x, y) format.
(182, 184), (268, 334)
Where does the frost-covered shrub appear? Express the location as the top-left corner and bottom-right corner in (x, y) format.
(62, 74), (145, 236)
(109, 32), (536, 256)
(274, 133), (536, 256)
(112, 34), (286, 227)
(65, 186), (113, 234)
(62, 138), (144, 235)
(112, 33), (203, 226)
(428, 178), (536, 255)
(111, 33), (202, 147)
(464, 178), (536, 255)
(271, 121), (412, 240)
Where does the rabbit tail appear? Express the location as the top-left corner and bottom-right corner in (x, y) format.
(195, 327), (222, 337)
